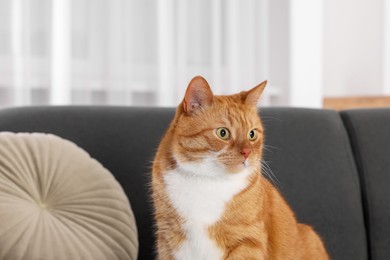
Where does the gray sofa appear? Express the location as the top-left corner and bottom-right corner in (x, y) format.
(0, 106), (389, 260)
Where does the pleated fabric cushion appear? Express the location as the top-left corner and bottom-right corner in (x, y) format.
(0, 132), (138, 260)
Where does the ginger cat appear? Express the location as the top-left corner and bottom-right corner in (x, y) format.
(152, 76), (329, 260)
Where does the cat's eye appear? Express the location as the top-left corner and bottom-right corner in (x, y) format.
(216, 127), (230, 140)
(248, 130), (258, 141)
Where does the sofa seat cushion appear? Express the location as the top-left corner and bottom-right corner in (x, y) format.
(0, 132), (138, 260)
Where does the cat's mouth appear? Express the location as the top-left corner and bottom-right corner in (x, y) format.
(243, 160), (250, 168)
(225, 160), (250, 174)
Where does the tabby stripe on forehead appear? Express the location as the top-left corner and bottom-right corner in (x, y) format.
(226, 108), (247, 128)
(226, 109), (234, 126)
(239, 112), (249, 128)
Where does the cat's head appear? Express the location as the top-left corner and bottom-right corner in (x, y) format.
(171, 76), (267, 178)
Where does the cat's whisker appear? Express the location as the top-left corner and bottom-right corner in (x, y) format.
(262, 144), (280, 154)
(260, 160), (281, 187)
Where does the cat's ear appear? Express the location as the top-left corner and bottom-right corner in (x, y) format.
(244, 80), (267, 107)
(183, 76), (214, 113)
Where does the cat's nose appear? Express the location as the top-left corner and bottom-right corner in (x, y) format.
(240, 148), (251, 159)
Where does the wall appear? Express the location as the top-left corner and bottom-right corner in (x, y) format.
(324, 0), (384, 97)
(1, 0), (388, 107)
(268, 0), (290, 106)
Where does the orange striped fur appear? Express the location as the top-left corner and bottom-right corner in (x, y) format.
(152, 76), (329, 259)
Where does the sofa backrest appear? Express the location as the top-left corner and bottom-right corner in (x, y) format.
(341, 109), (390, 260)
(0, 106), (370, 260)
(0, 106), (172, 260)
(260, 108), (367, 260)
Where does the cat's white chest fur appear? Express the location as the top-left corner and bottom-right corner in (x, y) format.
(164, 161), (251, 260)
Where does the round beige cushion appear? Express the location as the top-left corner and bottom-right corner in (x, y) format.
(0, 132), (138, 260)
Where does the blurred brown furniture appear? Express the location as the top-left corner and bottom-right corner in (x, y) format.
(323, 96), (390, 110)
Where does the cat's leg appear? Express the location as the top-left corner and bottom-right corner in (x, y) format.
(156, 234), (175, 260)
(297, 224), (329, 260)
(224, 244), (266, 260)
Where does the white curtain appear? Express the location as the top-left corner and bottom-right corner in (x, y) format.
(0, 0), (271, 108)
